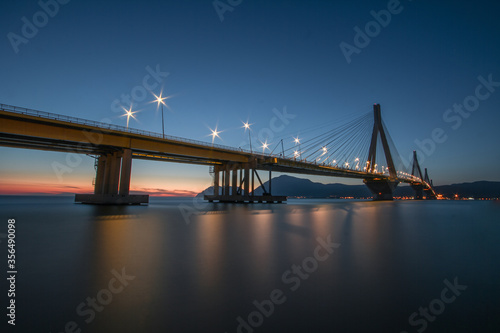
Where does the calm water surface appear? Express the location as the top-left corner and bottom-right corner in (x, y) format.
(1, 196), (499, 332)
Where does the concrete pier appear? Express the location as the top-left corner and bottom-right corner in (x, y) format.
(205, 161), (287, 204)
(75, 148), (149, 205)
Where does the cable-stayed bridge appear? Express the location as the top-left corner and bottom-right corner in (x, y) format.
(0, 103), (436, 204)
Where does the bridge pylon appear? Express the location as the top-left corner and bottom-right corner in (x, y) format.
(423, 168), (437, 200)
(424, 168), (431, 185)
(409, 151), (437, 200)
(363, 104), (399, 200)
(75, 149), (148, 205)
(204, 158), (286, 203)
(410, 150), (425, 200)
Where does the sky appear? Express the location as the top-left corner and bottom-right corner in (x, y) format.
(1, 0), (499, 195)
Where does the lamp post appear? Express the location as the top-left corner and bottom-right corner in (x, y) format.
(242, 121), (253, 153)
(209, 126), (221, 147)
(260, 140), (269, 154)
(121, 104), (137, 129)
(161, 101), (164, 138)
(152, 92), (167, 138)
(293, 136), (301, 160)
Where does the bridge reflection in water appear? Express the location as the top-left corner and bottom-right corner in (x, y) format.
(6, 196), (496, 332)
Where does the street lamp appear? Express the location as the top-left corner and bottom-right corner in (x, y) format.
(293, 136), (301, 159)
(209, 126), (221, 146)
(293, 150), (300, 159)
(260, 140), (269, 154)
(320, 146), (327, 159)
(152, 91), (167, 138)
(242, 121), (253, 153)
(121, 104), (138, 129)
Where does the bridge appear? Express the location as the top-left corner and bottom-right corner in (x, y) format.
(0, 103), (436, 204)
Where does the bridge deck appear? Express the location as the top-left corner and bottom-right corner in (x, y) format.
(0, 106), (385, 180)
(0, 103), (436, 200)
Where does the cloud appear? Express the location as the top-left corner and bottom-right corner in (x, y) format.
(132, 188), (198, 197)
(0, 181), (199, 197)
(0, 183), (91, 195)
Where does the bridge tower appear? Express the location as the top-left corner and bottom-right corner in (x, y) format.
(363, 104), (399, 200)
(423, 168), (437, 199)
(410, 150), (425, 200)
(409, 151), (437, 200)
(424, 168), (431, 185)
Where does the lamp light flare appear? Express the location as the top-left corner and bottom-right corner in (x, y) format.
(242, 120), (254, 152)
(121, 105), (138, 128)
(153, 91), (168, 107)
(293, 137), (300, 144)
(260, 140), (270, 153)
(151, 91), (173, 138)
(208, 126), (221, 144)
(242, 121), (252, 130)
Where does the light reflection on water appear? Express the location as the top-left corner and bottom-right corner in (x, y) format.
(0, 196), (499, 332)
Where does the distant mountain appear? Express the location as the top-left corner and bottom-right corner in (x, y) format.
(433, 181), (500, 198)
(252, 175), (371, 198)
(197, 175), (378, 198)
(197, 175), (500, 199)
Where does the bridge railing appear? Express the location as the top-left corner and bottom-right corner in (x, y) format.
(0, 103), (256, 154)
(0, 103), (420, 178)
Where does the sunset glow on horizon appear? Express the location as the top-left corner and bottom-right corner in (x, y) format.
(0, 179), (203, 197)
(0, 149), (211, 196)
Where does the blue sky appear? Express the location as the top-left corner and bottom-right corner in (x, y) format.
(1, 0), (499, 194)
